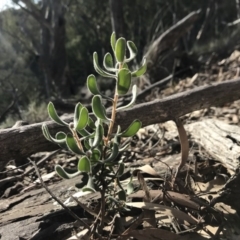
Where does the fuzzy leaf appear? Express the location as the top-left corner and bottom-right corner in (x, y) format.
(55, 165), (80, 179)
(127, 181), (134, 194)
(87, 74), (101, 95)
(91, 120), (104, 148)
(118, 190), (126, 201)
(131, 57), (147, 77)
(78, 156), (91, 173)
(93, 52), (115, 78)
(110, 32), (116, 52)
(88, 117), (96, 129)
(116, 163), (125, 177)
(82, 186), (96, 193)
(103, 53), (115, 72)
(42, 124), (65, 144)
(117, 85), (137, 111)
(126, 41), (137, 62)
(104, 143), (119, 162)
(66, 134), (85, 155)
(117, 68), (131, 95)
(91, 149), (101, 162)
(92, 95), (110, 121)
(47, 102), (68, 126)
(121, 120), (142, 137)
(75, 107), (89, 131)
(115, 37), (126, 62)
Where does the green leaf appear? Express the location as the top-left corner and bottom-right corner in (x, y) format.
(91, 149), (101, 163)
(84, 138), (91, 150)
(42, 124), (51, 141)
(42, 124), (65, 144)
(121, 120), (142, 137)
(82, 186), (96, 193)
(86, 174), (94, 189)
(55, 131), (67, 148)
(75, 107), (89, 131)
(115, 37), (126, 62)
(117, 84), (137, 111)
(104, 143), (119, 163)
(118, 190), (126, 201)
(127, 180), (134, 194)
(103, 53), (115, 72)
(55, 165), (80, 179)
(110, 32), (116, 52)
(92, 95), (111, 121)
(74, 103), (83, 128)
(122, 62), (129, 69)
(126, 41), (137, 62)
(77, 128), (92, 137)
(116, 163), (125, 177)
(87, 74), (112, 100)
(66, 134), (85, 155)
(117, 68), (132, 95)
(47, 102), (68, 126)
(78, 156), (91, 173)
(88, 117), (96, 129)
(131, 57), (147, 77)
(87, 74), (101, 95)
(91, 119), (104, 148)
(93, 52), (115, 78)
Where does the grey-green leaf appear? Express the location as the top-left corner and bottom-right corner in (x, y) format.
(42, 124), (65, 144)
(55, 165), (80, 179)
(115, 37), (126, 63)
(78, 156), (91, 173)
(103, 53), (115, 72)
(131, 57), (147, 77)
(110, 32), (116, 52)
(117, 68), (131, 95)
(121, 120), (142, 137)
(92, 95), (110, 121)
(75, 107), (89, 131)
(47, 102), (68, 126)
(117, 85), (137, 111)
(93, 52), (115, 78)
(104, 143), (119, 162)
(126, 41), (137, 62)
(87, 74), (101, 95)
(116, 163), (125, 177)
(66, 134), (85, 155)
(118, 190), (126, 201)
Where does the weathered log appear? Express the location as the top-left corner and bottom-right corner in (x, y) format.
(1, 78), (240, 170)
(187, 119), (240, 173)
(0, 177), (99, 240)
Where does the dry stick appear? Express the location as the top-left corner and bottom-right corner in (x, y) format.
(27, 158), (90, 230)
(173, 118), (189, 180)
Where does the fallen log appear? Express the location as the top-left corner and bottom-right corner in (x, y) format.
(0, 78), (240, 170)
(187, 119), (240, 173)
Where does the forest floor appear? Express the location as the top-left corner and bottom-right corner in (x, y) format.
(1, 50), (240, 240)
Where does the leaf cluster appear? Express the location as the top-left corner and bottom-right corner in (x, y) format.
(42, 32), (146, 203)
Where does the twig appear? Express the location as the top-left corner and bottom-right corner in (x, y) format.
(27, 157), (90, 230)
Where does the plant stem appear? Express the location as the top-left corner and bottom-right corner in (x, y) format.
(106, 90), (118, 142)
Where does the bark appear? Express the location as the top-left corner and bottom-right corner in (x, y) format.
(0, 78), (240, 170)
(17, 0), (69, 97)
(187, 119), (240, 172)
(0, 177), (99, 239)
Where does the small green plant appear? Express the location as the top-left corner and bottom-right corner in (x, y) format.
(42, 32), (146, 231)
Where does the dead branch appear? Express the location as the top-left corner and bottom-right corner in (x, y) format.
(0, 78), (240, 170)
